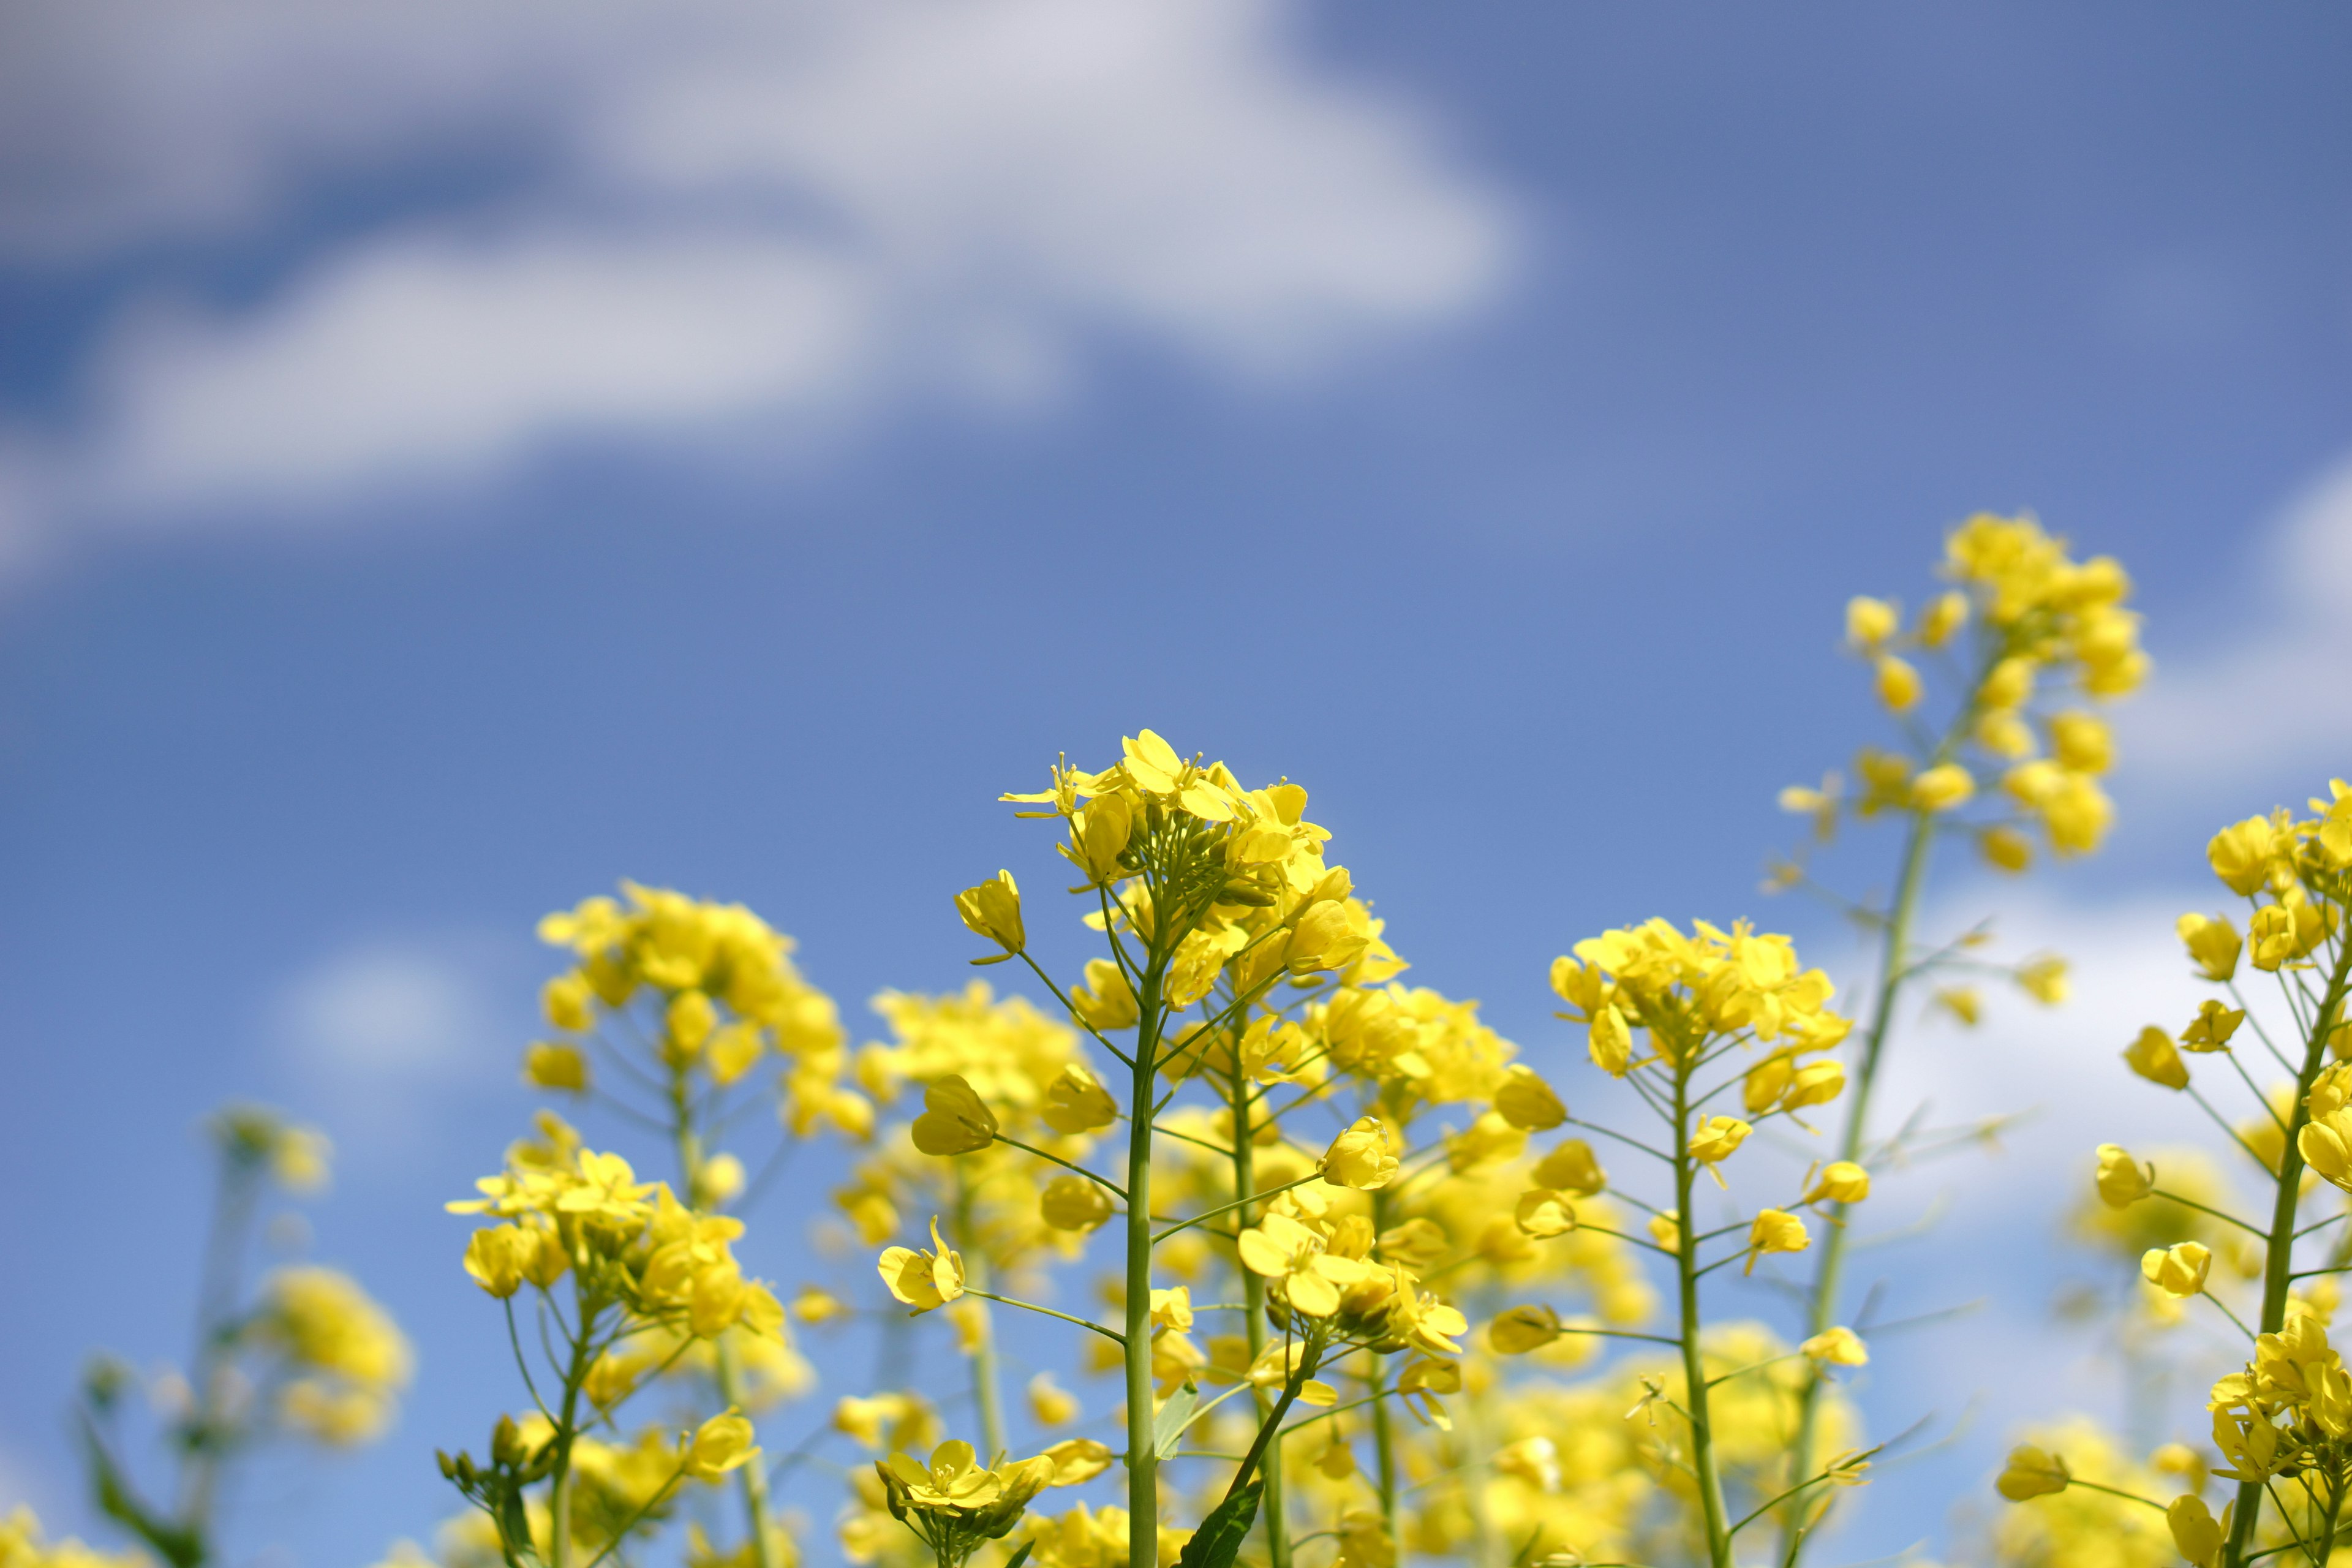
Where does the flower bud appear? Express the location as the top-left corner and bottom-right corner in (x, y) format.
(1531, 1139), (1606, 1197)
(2141, 1242), (2211, 1298)
(1803, 1161), (1870, 1207)
(1687, 1116), (1751, 1166)
(1801, 1326), (1868, 1366)
(1845, 596), (1898, 649)
(1039, 1175), (1113, 1232)
(2094, 1144), (2152, 1208)
(1039, 1065), (1117, 1136)
(910, 1075), (998, 1156)
(1488, 1303), (1564, 1356)
(1493, 1066), (1567, 1131)
(683, 1410), (758, 1480)
(1979, 825), (2034, 873)
(523, 1042), (588, 1093)
(1743, 1209), (1809, 1275)
(1874, 655), (1923, 712)
(2177, 913), (2242, 983)
(2124, 1026), (2189, 1090)
(1910, 763), (1975, 813)
(2166, 1494), (2225, 1568)
(1321, 1117), (1400, 1189)
(1995, 1444), (2070, 1501)
(1919, 589), (1969, 646)
(953, 871), (1025, 962)
(1513, 1189), (1574, 1239)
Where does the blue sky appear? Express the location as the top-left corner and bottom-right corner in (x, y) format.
(1, 4), (2347, 1565)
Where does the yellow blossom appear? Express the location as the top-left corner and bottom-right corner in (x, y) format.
(1802, 1327), (1868, 1366)
(1321, 1117), (1400, 1190)
(1911, 763), (1975, 813)
(909, 1075), (999, 1157)
(1493, 1066), (1567, 1131)
(2124, 1026), (2189, 1090)
(953, 871), (1025, 962)
(877, 1219), (966, 1313)
(1039, 1175), (1114, 1232)
(1874, 655), (1923, 712)
(1744, 1209), (1809, 1274)
(2094, 1145), (2152, 1208)
(1996, 1443), (2071, 1500)
(2141, 1242), (2211, 1298)
(2177, 913), (2243, 982)
(1803, 1161), (1870, 1206)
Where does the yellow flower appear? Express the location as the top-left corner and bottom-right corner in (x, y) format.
(523, 1043), (588, 1093)
(1531, 1138), (1606, 1196)
(2094, 1144), (2152, 1208)
(1802, 1326), (1868, 1366)
(462, 1226), (530, 1298)
(2140, 1242), (2211, 1298)
(1038, 1438), (1112, 1486)
(2207, 817), (2277, 895)
(1513, 1189), (1575, 1239)
(1236, 1213), (1371, 1317)
(2124, 1026), (2189, 1091)
(1995, 1443), (2071, 1501)
(953, 871), (1025, 962)
(2251, 898), (2330, 971)
(1028, 1374), (1078, 1428)
(2016, 954), (2069, 1005)
(1910, 763), (1975, 813)
(877, 1219), (967, 1313)
(682, 1410), (758, 1480)
(1845, 595), (1898, 649)
(1039, 1175), (1114, 1232)
(1487, 1304), (1564, 1355)
(884, 1440), (1003, 1510)
(2166, 1494), (2225, 1567)
(910, 1075), (999, 1157)
(1743, 1208), (1809, 1274)
(1803, 1161), (1870, 1206)
(1321, 1117), (1400, 1190)
(1874, 655), (1923, 712)
(1978, 655), (2035, 711)
(1933, 987), (1981, 1026)
(541, 971), (595, 1031)
(2177, 913), (2242, 982)
(1586, 1004), (1634, 1076)
(2179, 999), (2244, 1052)
(1492, 1065), (1567, 1131)
(1039, 1065), (1117, 1136)
(2049, 710), (2113, 774)
(1648, 1210), (1681, 1254)
(1979, 824), (2034, 873)
(1920, 589), (1969, 646)
(1687, 1115), (1751, 1168)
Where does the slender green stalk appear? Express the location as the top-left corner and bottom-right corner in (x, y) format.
(1125, 951), (1166, 1568)
(1226, 1055), (1289, 1568)
(1779, 810), (1931, 1563)
(952, 1164), (1007, 1460)
(1366, 1188), (1398, 1541)
(547, 1295), (598, 1568)
(671, 1080), (781, 1568)
(2225, 937), (2352, 1568)
(1670, 1041), (1735, 1568)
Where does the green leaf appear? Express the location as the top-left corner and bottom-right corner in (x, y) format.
(1175, 1480), (1263, 1568)
(1152, 1381), (1201, 1460)
(1001, 1543), (1035, 1568)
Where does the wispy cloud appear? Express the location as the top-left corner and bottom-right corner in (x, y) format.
(2121, 450), (2352, 798)
(0, 0), (1516, 560)
(272, 935), (521, 1148)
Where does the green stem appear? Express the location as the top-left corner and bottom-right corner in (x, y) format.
(1227, 1057), (1289, 1568)
(952, 1165), (1007, 1460)
(2226, 936), (2352, 1568)
(1368, 1189), (1398, 1542)
(1780, 809), (1932, 1566)
(1125, 954), (1166, 1568)
(1673, 1044), (1734, 1568)
(671, 1077), (780, 1568)
(547, 1294), (598, 1568)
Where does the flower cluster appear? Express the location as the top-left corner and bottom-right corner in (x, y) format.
(2002, 782), (2352, 1567)
(534, 882), (861, 1143)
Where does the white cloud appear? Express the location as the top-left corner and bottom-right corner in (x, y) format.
(275, 940), (500, 1081)
(1, 0), (1515, 545)
(2120, 450), (2352, 796)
